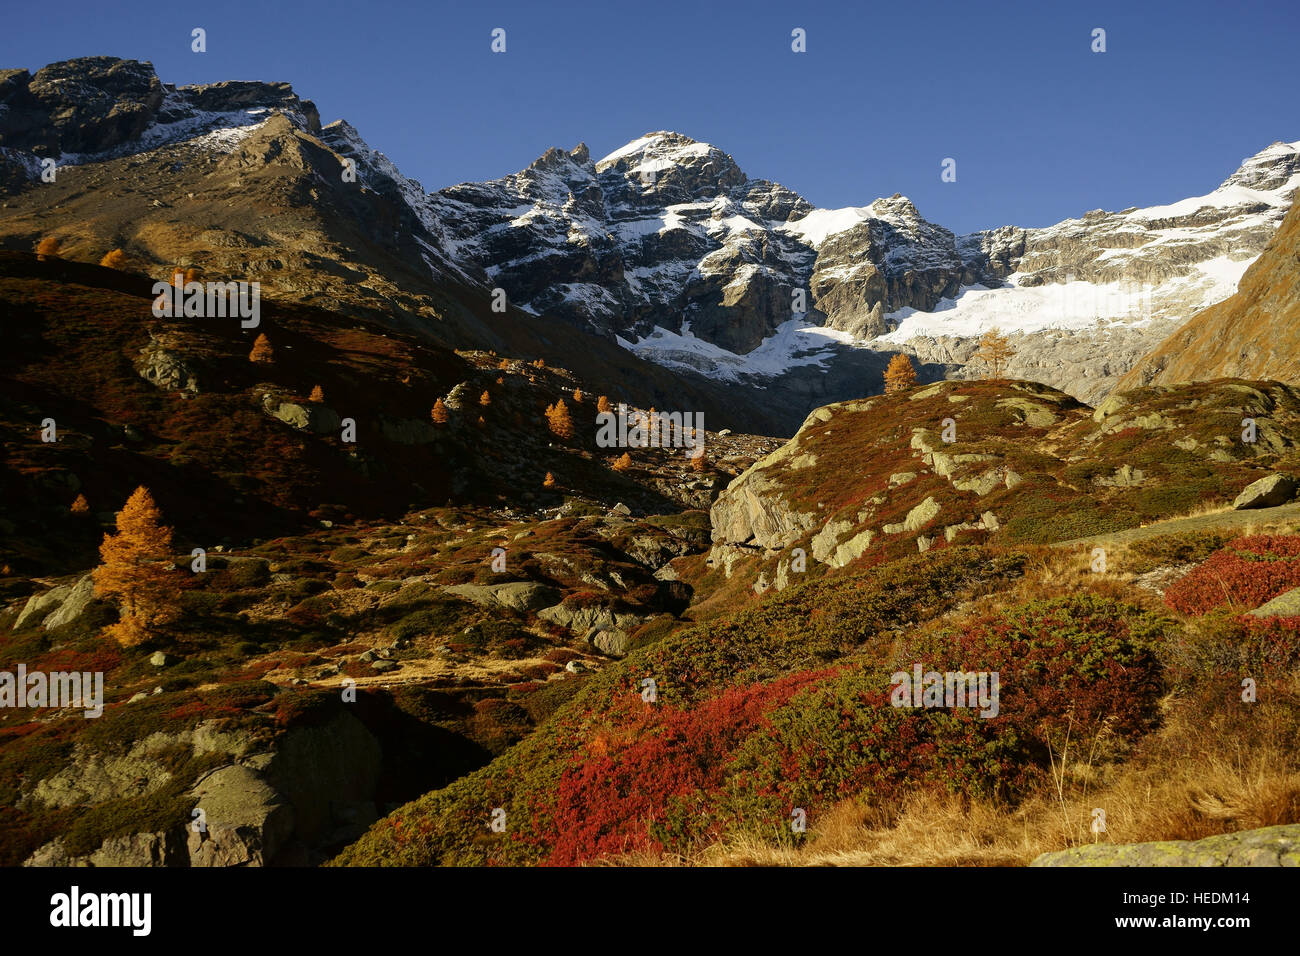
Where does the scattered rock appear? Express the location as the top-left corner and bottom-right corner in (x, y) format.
(149, 651), (171, 667)
(902, 497), (941, 532)
(1030, 824), (1300, 867)
(1248, 587), (1300, 618)
(588, 627), (632, 657)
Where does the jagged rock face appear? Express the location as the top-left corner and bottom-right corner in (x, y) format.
(417, 135), (980, 354)
(0, 57), (163, 154)
(0, 56), (319, 161)
(1118, 184), (1300, 392)
(409, 129), (1300, 405)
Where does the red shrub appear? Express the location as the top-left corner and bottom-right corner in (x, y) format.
(1165, 536), (1300, 616)
(541, 669), (832, 865)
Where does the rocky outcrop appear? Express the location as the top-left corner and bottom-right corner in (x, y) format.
(136, 335), (203, 393)
(0, 57), (163, 155)
(1233, 473), (1296, 509)
(262, 394), (341, 434)
(23, 712), (383, 867)
(188, 764), (295, 866)
(445, 581), (561, 613)
(1030, 824), (1300, 867)
(14, 574), (95, 630)
(0, 57), (318, 159)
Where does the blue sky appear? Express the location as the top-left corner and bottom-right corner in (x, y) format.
(3, 0), (1297, 233)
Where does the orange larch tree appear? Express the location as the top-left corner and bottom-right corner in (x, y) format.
(308, 385), (325, 403)
(883, 353), (917, 394)
(597, 395), (612, 414)
(249, 333), (274, 363)
(545, 399), (575, 440)
(99, 248), (127, 269)
(35, 236), (61, 260)
(611, 452), (632, 472)
(94, 486), (177, 647)
(431, 398), (449, 424)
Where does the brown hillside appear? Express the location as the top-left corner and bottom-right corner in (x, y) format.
(1119, 195), (1300, 390)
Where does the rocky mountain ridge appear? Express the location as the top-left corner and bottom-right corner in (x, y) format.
(2, 56), (1297, 419)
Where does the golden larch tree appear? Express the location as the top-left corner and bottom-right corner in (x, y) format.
(690, 453), (707, 473)
(883, 353), (917, 394)
(974, 327), (1015, 379)
(543, 472), (556, 488)
(308, 385), (325, 403)
(572, 388), (583, 404)
(94, 486), (177, 647)
(35, 236), (61, 260)
(249, 333), (274, 363)
(546, 399), (575, 440)
(99, 248), (127, 269)
(479, 390), (491, 406)
(431, 398), (449, 424)
(611, 452), (632, 473)
(597, 395), (612, 414)
(70, 493), (90, 513)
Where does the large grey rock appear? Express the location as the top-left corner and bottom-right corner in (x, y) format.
(1030, 824), (1300, 867)
(187, 764), (295, 867)
(42, 574), (95, 630)
(265, 399), (341, 434)
(902, 496), (941, 532)
(535, 600), (642, 639)
(588, 627), (632, 657)
(24, 829), (189, 867)
(810, 518), (854, 564)
(445, 581), (561, 613)
(136, 337), (203, 393)
(15, 583), (74, 629)
(1233, 473), (1296, 509)
(1248, 587), (1300, 618)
